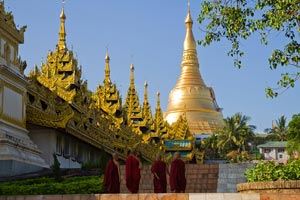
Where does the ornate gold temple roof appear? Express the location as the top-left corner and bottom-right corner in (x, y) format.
(123, 64), (145, 134)
(164, 3), (224, 135)
(27, 7), (160, 162)
(35, 8), (81, 103)
(92, 51), (123, 126)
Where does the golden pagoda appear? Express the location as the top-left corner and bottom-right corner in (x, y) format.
(164, 3), (223, 135)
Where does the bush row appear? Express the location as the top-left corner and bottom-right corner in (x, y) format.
(245, 159), (300, 182)
(0, 176), (103, 195)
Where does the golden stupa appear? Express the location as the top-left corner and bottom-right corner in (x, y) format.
(164, 4), (223, 135)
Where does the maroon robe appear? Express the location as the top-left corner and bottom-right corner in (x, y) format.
(170, 158), (186, 193)
(104, 159), (120, 193)
(125, 155), (141, 193)
(151, 160), (167, 193)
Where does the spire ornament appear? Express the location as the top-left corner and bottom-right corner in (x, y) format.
(58, 7), (67, 51)
(123, 64), (144, 134)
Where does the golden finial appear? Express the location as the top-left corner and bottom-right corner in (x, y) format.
(185, 0), (193, 24)
(130, 63), (135, 86)
(144, 81), (148, 98)
(183, 0), (196, 51)
(156, 92), (161, 107)
(58, 1), (67, 51)
(104, 49), (111, 84)
(105, 48), (110, 61)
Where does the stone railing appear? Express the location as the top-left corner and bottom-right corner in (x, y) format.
(237, 180), (300, 193)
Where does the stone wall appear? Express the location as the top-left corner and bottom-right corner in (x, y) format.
(119, 164), (219, 193)
(217, 163), (254, 192)
(237, 180), (300, 193)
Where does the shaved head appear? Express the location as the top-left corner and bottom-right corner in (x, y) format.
(174, 152), (180, 159)
(112, 153), (118, 160)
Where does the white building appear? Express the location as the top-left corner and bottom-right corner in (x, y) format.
(258, 141), (289, 163)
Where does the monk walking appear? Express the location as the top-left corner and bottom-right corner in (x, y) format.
(125, 150), (141, 193)
(151, 153), (168, 193)
(104, 153), (120, 193)
(170, 152), (186, 193)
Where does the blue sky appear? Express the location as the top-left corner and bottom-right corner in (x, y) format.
(6, 0), (299, 132)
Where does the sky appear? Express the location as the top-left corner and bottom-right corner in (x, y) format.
(6, 0), (299, 132)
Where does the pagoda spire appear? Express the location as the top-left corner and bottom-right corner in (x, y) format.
(153, 92), (168, 138)
(58, 7), (67, 51)
(142, 81), (153, 126)
(177, 1), (204, 86)
(104, 50), (111, 84)
(123, 64), (143, 133)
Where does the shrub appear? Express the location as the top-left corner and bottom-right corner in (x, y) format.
(51, 153), (62, 181)
(0, 176), (103, 195)
(245, 160), (300, 182)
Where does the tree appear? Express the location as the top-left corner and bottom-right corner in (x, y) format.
(198, 0), (299, 97)
(265, 115), (288, 141)
(287, 114), (300, 155)
(216, 113), (256, 153)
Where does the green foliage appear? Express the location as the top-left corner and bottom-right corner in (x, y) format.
(216, 113), (255, 154)
(203, 113), (255, 161)
(0, 176), (103, 195)
(226, 150), (250, 163)
(198, 0), (299, 97)
(245, 160), (300, 182)
(287, 114), (300, 154)
(265, 115), (288, 141)
(51, 153), (62, 181)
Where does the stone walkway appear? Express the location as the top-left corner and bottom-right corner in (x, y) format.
(1, 193), (300, 200)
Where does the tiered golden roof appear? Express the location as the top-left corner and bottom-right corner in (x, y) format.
(25, 5), (201, 162)
(27, 8), (160, 162)
(164, 4), (223, 135)
(36, 8), (81, 103)
(92, 51), (123, 127)
(153, 92), (168, 139)
(123, 64), (146, 135)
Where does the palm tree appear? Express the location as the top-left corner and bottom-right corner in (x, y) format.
(216, 113), (256, 153)
(266, 115), (288, 141)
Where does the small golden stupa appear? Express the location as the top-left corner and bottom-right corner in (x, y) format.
(164, 3), (224, 135)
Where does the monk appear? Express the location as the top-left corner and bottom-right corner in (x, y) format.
(125, 150), (141, 193)
(104, 153), (120, 193)
(169, 152), (186, 193)
(151, 153), (168, 193)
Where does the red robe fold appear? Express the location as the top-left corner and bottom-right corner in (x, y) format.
(170, 158), (186, 193)
(104, 159), (120, 193)
(125, 155), (141, 193)
(151, 160), (167, 193)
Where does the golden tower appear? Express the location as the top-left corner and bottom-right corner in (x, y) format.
(164, 3), (223, 135)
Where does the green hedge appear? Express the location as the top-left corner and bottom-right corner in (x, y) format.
(0, 176), (104, 195)
(245, 160), (300, 182)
